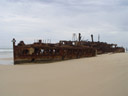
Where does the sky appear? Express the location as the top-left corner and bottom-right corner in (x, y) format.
(0, 0), (128, 48)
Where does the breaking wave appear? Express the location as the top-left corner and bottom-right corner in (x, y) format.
(0, 48), (13, 53)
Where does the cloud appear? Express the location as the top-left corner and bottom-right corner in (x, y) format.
(0, 0), (128, 48)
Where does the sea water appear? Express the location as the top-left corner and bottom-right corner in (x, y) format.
(0, 48), (13, 65)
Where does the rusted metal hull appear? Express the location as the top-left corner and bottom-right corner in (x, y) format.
(14, 45), (96, 64)
(78, 41), (125, 54)
(12, 34), (125, 64)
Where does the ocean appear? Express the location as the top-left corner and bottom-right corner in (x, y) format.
(0, 48), (13, 65)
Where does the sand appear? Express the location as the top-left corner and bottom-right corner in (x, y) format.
(0, 53), (128, 96)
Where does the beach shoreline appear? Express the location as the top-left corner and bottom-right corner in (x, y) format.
(0, 53), (128, 96)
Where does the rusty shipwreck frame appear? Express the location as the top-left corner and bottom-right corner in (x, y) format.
(12, 33), (125, 64)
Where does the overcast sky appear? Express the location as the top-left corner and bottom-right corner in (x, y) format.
(0, 0), (128, 48)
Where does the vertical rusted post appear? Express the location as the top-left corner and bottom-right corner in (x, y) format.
(39, 40), (42, 44)
(78, 33), (81, 41)
(12, 38), (16, 64)
(98, 34), (100, 42)
(91, 34), (94, 42)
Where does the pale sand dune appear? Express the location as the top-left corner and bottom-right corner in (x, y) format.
(0, 53), (128, 96)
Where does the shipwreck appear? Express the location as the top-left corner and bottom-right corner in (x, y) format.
(12, 33), (125, 64)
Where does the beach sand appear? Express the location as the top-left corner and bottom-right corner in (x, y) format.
(0, 53), (128, 96)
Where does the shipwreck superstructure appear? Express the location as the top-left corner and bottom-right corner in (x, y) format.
(12, 33), (125, 64)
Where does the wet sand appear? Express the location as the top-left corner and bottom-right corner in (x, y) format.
(0, 53), (128, 96)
